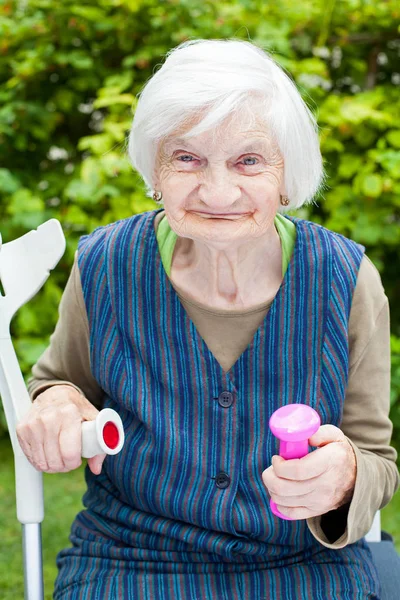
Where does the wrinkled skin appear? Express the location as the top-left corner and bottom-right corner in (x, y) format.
(153, 114), (285, 309)
(16, 385), (107, 475)
(262, 425), (357, 519)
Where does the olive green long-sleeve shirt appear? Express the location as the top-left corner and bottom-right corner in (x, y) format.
(27, 214), (399, 551)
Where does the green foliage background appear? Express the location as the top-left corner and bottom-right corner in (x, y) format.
(0, 0), (400, 457)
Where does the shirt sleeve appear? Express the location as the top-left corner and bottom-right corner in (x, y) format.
(306, 255), (400, 549)
(27, 251), (104, 410)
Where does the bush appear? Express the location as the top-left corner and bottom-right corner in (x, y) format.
(1, 0), (399, 454)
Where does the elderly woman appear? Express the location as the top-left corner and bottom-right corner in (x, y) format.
(18, 39), (398, 599)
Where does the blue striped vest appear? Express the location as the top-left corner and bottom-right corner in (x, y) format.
(76, 208), (365, 563)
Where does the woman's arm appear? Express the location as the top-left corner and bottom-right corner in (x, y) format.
(306, 255), (400, 549)
(27, 252), (104, 410)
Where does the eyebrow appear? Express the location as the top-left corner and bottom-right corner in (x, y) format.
(164, 138), (269, 154)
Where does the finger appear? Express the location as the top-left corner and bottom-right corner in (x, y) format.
(16, 423), (37, 467)
(21, 419), (50, 472)
(261, 464), (274, 488)
(88, 454), (107, 475)
(262, 464), (318, 497)
(31, 440), (50, 472)
(270, 489), (316, 507)
(55, 402), (85, 472)
(59, 422), (83, 472)
(272, 445), (335, 481)
(21, 435), (49, 472)
(308, 424), (345, 447)
(41, 413), (65, 472)
(275, 504), (321, 520)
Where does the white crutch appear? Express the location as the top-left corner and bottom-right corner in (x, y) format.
(0, 220), (125, 600)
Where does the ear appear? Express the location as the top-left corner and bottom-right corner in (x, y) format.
(152, 163), (161, 191)
(278, 180), (287, 197)
(152, 142), (164, 190)
(278, 165), (286, 196)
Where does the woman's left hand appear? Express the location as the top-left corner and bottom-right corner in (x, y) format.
(261, 425), (357, 519)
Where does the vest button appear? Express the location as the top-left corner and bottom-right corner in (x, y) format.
(218, 391), (234, 408)
(215, 472), (231, 489)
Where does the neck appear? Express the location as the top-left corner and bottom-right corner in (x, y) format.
(170, 223), (283, 310)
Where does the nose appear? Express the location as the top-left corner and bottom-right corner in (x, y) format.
(197, 166), (242, 210)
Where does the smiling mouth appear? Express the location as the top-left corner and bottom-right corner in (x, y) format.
(193, 212), (249, 218)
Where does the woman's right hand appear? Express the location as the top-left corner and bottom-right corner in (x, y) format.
(16, 384), (106, 475)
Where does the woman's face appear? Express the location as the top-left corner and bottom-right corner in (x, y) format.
(153, 116), (285, 249)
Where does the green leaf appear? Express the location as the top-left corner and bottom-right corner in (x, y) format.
(103, 72), (134, 93)
(64, 179), (97, 204)
(372, 151), (400, 179)
(14, 338), (49, 372)
(64, 205), (89, 227)
(387, 131), (400, 149)
(92, 184), (120, 202)
(69, 6), (107, 21)
(361, 174), (383, 198)
(69, 53), (94, 70)
(320, 136), (344, 153)
(7, 189), (46, 228)
(354, 127), (377, 148)
(353, 215), (383, 245)
(78, 133), (113, 155)
(0, 169), (20, 194)
(81, 158), (102, 188)
(93, 94), (135, 109)
(338, 155), (363, 179)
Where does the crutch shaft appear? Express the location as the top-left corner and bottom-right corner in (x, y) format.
(23, 524), (44, 600)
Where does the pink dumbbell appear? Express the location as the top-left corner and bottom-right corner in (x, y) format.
(268, 403), (321, 520)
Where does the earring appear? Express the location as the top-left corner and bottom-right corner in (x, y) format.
(153, 190), (163, 203)
(280, 195), (290, 206)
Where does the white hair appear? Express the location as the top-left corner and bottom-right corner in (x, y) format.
(127, 38), (326, 210)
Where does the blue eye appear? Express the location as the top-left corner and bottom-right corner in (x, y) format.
(242, 156), (258, 165)
(176, 154), (259, 166)
(177, 155), (195, 162)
